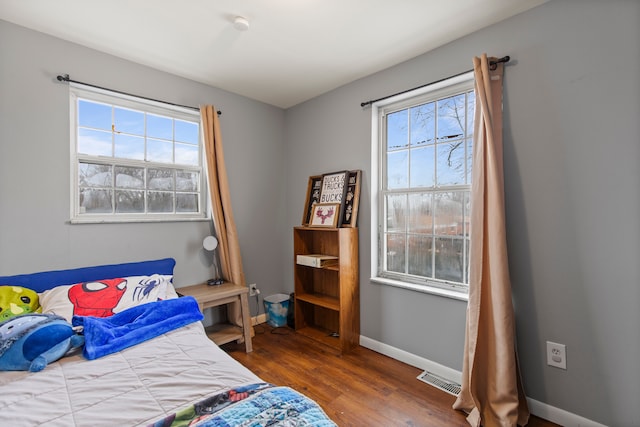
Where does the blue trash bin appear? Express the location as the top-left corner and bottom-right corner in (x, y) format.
(264, 293), (289, 327)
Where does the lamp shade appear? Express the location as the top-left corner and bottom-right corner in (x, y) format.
(203, 236), (218, 251)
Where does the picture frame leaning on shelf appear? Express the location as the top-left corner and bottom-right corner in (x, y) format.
(301, 170), (361, 227)
(340, 170), (361, 228)
(309, 203), (341, 227)
(301, 175), (323, 226)
(318, 170), (349, 225)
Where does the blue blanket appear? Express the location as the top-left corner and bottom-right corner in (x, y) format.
(149, 383), (337, 427)
(72, 296), (203, 360)
(199, 386), (337, 426)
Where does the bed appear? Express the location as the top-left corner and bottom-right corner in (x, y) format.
(0, 258), (336, 427)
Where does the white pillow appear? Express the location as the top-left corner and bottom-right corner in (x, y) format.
(40, 274), (170, 322)
(163, 282), (179, 300)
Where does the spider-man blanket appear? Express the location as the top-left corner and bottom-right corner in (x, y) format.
(72, 296), (203, 360)
(148, 382), (337, 427)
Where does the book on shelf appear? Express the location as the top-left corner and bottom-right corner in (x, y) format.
(296, 254), (339, 268)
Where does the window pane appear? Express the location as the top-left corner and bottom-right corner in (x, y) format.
(79, 100), (111, 130)
(176, 171), (199, 192)
(78, 129), (112, 156)
(147, 138), (173, 163)
(175, 142), (199, 165)
(114, 107), (144, 135)
(436, 142), (465, 185)
(80, 188), (112, 213)
(377, 77), (472, 289)
(464, 239), (470, 284)
(410, 145), (434, 188)
(175, 120), (198, 144)
(408, 193), (432, 233)
(386, 233), (405, 274)
(387, 110), (408, 150)
(148, 191), (174, 212)
(410, 102), (435, 146)
(114, 166), (144, 189)
(434, 237), (464, 282)
(408, 234), (433, 277)
(79, 163), (111, 188)
(72, 86), (203, 221)
(115, 190), (144, 213)
(147, 114), (173, 140)
(387, 150), (408, 189)
(463, 192), (470, 239)
(114, 134), (144, 160)
(466, 91), (475, 136)
(466, 138), (473, 185)
(386, 194), (406, 232)
(434, 192), (464, 236)
(437, 94), (465, 141)
(148, 168), (174, 190)
(177, 193), (198, 212)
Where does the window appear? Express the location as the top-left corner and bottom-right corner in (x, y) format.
(69, 84), (206, 223)
(371, 72), (474, 298)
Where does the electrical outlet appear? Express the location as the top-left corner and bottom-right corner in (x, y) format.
(249, 283), (258, 296)
(546, 341), (567, 369)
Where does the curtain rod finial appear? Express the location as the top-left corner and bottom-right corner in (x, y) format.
(57, 74), (69, 82)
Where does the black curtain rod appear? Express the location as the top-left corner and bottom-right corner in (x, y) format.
(56, 74), (221, 116)
(360, 55), (510, 108)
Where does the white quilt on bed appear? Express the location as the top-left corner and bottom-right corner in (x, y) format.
(0, 322), (261, 427)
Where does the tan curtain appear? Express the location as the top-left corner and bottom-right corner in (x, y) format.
(452, 55), (529, 426)
(201, 105), (246, 330)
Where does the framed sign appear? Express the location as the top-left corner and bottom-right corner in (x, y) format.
(302, 175), (323, 225)
(340, 170), (361, 227)
(309, 203), (340, 228)
(319, 170), (349, 225)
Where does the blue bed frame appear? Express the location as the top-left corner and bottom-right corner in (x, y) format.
(0, 258), (176, 293)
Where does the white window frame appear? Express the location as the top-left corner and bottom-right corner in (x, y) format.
(370, 71), (474, 301)
(69, 83), (208, 223)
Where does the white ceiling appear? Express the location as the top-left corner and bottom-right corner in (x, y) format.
(0, 0), (547, 108)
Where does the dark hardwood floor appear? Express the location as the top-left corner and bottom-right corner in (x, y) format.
(221, 325), (560, 427)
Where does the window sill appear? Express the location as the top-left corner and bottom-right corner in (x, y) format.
(370, 276), (469, 302)
(69, 216), (209, 224)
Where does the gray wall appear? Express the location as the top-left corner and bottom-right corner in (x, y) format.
(284, 1), (639, 426)
(0, 20), (287, 313)
(2, 0), (639, 425)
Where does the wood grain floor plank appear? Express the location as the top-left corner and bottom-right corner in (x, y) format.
(222, 325), (559, 427)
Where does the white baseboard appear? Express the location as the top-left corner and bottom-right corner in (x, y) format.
(526, 398), (607, 427)
(359, 335), (462, 384)
(359, 335), (606, 427)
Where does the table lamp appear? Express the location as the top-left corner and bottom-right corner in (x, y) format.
(203, 235), (224, 285)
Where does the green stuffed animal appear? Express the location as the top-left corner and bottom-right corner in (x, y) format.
(0, 286), (41, 321)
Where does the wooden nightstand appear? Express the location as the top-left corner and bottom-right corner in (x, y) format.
(178, 282), (253, 353)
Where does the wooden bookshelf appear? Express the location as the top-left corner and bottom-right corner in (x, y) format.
(293, 226), (359, 353)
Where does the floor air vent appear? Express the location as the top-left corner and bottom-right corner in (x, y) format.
(417, 371), (461, 396)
